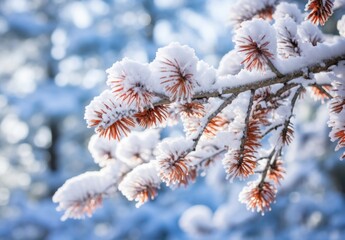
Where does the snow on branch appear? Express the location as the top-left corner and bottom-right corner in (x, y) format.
(85, 90), (136, 140)
(118, 162), (161, 208)
(229, 0), (278, 28)
(234, 19), (278, 73)
(54, 0), (345, 220)
(53, 171), (116, 221)
(106, 58), (154, 110)
(328, 62), (345, 159)
(151, 42), (199, 102)
(273, 2), (303, 23)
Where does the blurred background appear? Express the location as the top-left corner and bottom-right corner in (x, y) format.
(0, 0), (345, 239)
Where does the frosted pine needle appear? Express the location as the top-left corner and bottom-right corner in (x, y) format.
(298, 21), (324, 46)
(224, 150), (257, 182)
(274, 17), (301, 58)
(156, 137), (194, 186)
(152, 42), (198, 102)
(234, 19), (276, 72)
(267, 158), (286, 184)
(116, 129), (160, 167)
(305, 0), (334, 26)
(106, 58), (153, 110)
(239, 181), (277, 215)
(134, 105), (169, 128)
(88, 134), (118, 167)
(280, 122), (295, 146)
(223, 94), (263, 182)
(53, 171), (115, 221)
(177, 102), (205, 118)
(204, 116), (229, 138)
(328, 81), (345, 159)
(85, 90), (136, 140)
(118, 163), (161, 207)
(229, 0), (278, 28)
(310, 85), (332, 101)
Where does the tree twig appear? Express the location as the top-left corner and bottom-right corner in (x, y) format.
(261, 124), (283, 138)
(238, 89), (256, 165)
(265, 57), (284, 78)
(280, 86), (304, 145)
(259, 149), (276, 188)
(194, 148), (227, 168)
(190, 94), (238, 150)
(267, 83), (298, 101)
(311, 83), (333, 99)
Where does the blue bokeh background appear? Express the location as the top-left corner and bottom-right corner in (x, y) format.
(1, 0), (345, 239)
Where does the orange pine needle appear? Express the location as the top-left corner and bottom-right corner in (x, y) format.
(176, 168), (197, 187)
(158, 154), (191, 186)
(310, 85), (332, 101)
(160, 58), (194, 101)
(136, 185), (158, 205)
(268, 158), (285, 185)
(177, 102), (205, 118)
(204, 116), (229, 138)
(331, 99), (345, 114)
(134, 105), (169, 128)
(109, 74), (153, 109)
(97, 116), (135, 140)
(257, 4), (275, 20)
(225, 150), (257, 181)
(240, 181), (276, 214)
(238, 35), (274, 72)
(306, 0), (334, 26)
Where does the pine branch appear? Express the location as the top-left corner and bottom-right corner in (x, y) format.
(195, 148), (227, 168)
(261, 124), (284, 138)
(271, 148), (282, 166)
(280, 86), (304, 145)
(268, 83), (298, 101)
(265, 57), (283, 78)
(258, 88), (304, 188)
(287, 86), (304, 121)
(238, 90), (256, 165)
(191, 94), (238, 150)
(258, 149), (277, 189)
(155, 54), (345, 105)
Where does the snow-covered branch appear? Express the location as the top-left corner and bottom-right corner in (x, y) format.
(178, 53), (345, 102)
(53, 0), (345, 220)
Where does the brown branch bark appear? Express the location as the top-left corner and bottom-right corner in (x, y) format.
(261, 123), (283, 138)
(238, 89), (256, 165)
(311, 83), (333, 99)
(259, 149), (276, 188)
(194, 148), (227, 168)
(266, 57), (284, 78)
(268, 83), (298, 101)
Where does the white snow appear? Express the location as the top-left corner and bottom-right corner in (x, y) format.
(106, 58), (153, 110)
(118, 162), (161, 207)
(53, 171), (116, 221)
(337, 15), (345, 37)
(273, 2), (303, 23)
(116, 129), (160, 167)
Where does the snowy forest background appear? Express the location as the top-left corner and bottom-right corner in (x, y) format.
(1, 0), (345, 239)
